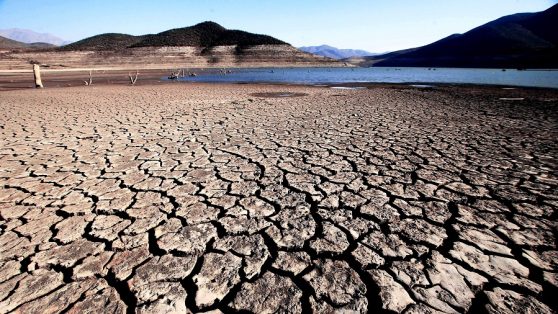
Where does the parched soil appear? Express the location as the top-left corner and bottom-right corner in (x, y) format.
(0, 84), (557, 313)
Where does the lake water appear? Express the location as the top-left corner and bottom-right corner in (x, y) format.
(176, 67), (558, 89)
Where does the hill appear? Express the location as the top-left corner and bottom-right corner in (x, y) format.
(61, 33), (146, 51)
(299, 45), (376, 59)
(0, 22), (338, 70)
(62, 22), (286, 51)
(0, 35), (28, 49)
(132, 22), (286, 48)
(0, 28), (68, 46)
(371, 4), (558, 68)
(343, 48), (418, 67)
(0, 35), (56, 50)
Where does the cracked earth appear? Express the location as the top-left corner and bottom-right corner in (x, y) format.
(0, 84), (557, 313)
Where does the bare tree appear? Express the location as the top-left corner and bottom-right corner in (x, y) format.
(84, 70), (93, 86)
(168, 69), (180, 80)
(129, 70), (139, 85)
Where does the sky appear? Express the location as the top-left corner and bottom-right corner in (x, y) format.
(0, 0), (556, 52)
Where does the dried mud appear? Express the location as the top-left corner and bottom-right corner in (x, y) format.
(0, 84), (557, 313)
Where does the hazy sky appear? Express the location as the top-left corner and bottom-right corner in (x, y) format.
(0, 0), (556, 52)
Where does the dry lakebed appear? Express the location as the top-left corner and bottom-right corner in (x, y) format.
(0, 83), (557, 313)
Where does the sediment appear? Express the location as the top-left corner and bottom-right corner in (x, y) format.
(0, 83), (557, 313)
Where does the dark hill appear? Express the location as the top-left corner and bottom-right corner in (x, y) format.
(0, 35), (29, 49)
(0, 36), (57, 50)
(372, 4), (558, 68)
(61, 33), (145, 51)
(61, 22), (287, 51)
(131, 22), (286, 48)
(26, 42), (57, 49)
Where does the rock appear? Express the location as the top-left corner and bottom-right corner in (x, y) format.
(32, 239), (103, 268)
(456, 225), (512, 256)
(272, 251), (312, 275)
(0, 269), (64, 312)
(213, 234), (269, 279)
(304, 259), (367, 310)
(391, 259), (429, 288)
(54, 215), (93, 244)
(424, 252), (488, 311)
(361, 203), (399, 223)
(156, 222), (217, 254)
(309, 294), (368, 313)
(105, 246), (150, 280)
(194, 252), (242, 309)
(90, 215), (132, 242)
(413, 285), (460, 313)
(484, 287), (554, 314)
(123, 212), (165, 235)
(351, 243), (385, 269)
(267, 206), (316, 248)
(309, 221), (350, 255)
(368, 269), (415, 312)
(362, 231), (412, 258)
(176, 202), (220, 224)
(73, 251), (113, 279)
(65, 284), (126, 313)
(392, 218), (447, 247)
(239, 196), (275, 217)
(112, 233), (148, 251)
(219, 214), (271, 234)
(450, 242), (541, 293)
(522, 250), (558, 271)
(0, 232), (34, 261)
(14, 278), (98, 314)
(404, 303), (438, 314)
(132, 254), (197, 285)
(0, 273), (25, 304)
(0, 260), (21, 283)
(133, 282), (187, 310)
(231, 272), (302, 313)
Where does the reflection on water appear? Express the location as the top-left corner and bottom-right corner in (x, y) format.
(175, 67), (558, 89)
(330, 86), (367, 90)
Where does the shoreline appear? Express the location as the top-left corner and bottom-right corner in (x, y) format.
(2, 66), (557, 91)
(2, 70), (558, 92)
(2, 65), (557, 74)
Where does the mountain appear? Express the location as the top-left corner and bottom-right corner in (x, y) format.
(343, 48), (418, 67)
(132, 22), (286, 48)
(0, 21), (339, 70)
(0, 28), (68, 46)
(63, 22), (286, 51)
(62, 34), (146, 51)
(0, 35), (28, 49)
(0, 35), (56, 50)
(366, 4), (558, 68)
(299, 45), (377, 59)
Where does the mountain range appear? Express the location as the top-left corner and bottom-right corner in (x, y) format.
(346, 4), (558, 68)
(0, 28), (68, 46)
(1, 4), (557, 69)
(298, 45), (377, 59)
(0, 22), (336, 70)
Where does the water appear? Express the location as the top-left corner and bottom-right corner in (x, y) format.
(176, 67), (558, 89)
